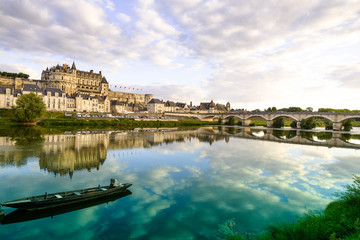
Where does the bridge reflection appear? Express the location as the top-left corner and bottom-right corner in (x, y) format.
(216, 127), (360, 149)
(0, 127), (359, 176)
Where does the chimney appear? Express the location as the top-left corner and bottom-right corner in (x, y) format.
(90, 70), (93, 74)
(99, 71), (102, 76)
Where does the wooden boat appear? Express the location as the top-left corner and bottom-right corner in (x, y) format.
(1, 190), (132, 225)
(0, 179), (131, 210)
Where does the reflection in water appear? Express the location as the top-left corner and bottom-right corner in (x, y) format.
(1, 128), (360, 177)
(1, 190), (132, 225)
(1, 127), (360, 239)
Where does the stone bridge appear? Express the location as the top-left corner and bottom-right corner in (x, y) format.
(164, 112), (360, 130)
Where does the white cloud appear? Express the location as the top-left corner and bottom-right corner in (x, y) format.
(0, 0), (360, 108)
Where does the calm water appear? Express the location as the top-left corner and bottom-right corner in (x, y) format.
(1, 127), (360, 239)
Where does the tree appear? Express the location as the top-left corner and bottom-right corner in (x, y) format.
(272, 117), (284, 128)
(227, 116), (236, 126)
(342, 120), (353, 131)
(13, 93), (46, 122)
(290, 120), (297, 128)
(300, 118), (316, 129)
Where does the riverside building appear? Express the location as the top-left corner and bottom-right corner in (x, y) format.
(0, 62), (154, 113)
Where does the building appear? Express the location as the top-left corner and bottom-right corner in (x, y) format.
(39, 62), (108, 97)
(147, 98), (164, 113)
(39, 62), (153, 109)
(0, 62), (155, 113)
(199, 100), (230, 113)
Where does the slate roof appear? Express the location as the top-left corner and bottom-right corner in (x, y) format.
(199, 100), (215, 110)
(165, 101), (176, 107)
(44, 87), (63, 97)
(176, 102), (186, 108)
(111, 100), (125, 106)
(148, 98), (163, 104)
(0, 86), (11, 94)
(14, 89), (21, 96)
(101, 77), (108, 84)
(23, 84), (42, 92)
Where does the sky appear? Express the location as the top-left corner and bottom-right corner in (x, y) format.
(0, 0), (359, 110)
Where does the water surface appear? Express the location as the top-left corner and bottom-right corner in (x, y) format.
(1, 127), (360, 239)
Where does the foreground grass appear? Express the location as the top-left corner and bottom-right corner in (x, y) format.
(217, 175), (360, 240)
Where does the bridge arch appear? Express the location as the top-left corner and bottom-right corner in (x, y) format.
(337, 116), (360, 123)
(244, 115), (269, 121)
(269, 114), (298, 122)
(301, 115), (334, 122)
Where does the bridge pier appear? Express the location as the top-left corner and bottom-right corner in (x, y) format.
(333, 122), (342, 131)
(267, 120), (273, 127)
(296, 121), (301, 129)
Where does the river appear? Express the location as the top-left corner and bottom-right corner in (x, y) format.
(1, 126), (360, 239)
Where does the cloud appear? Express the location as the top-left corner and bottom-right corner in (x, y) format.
(1, 0), (360, 108)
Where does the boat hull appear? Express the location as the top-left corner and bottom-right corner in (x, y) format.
(1, 183), (132, 210)
(1, 190), (132, 225)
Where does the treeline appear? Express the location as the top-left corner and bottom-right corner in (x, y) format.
(0, 71), (29, 79)
(261, 107), (360, 113)
(318, 108), (360, 113)
(260, 107), (309, 112)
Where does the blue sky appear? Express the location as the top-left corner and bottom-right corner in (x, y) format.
(0, 0), (359, 110)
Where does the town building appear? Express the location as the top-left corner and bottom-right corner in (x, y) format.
(147, 98), (164, 113)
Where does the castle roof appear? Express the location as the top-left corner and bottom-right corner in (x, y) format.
(101, 77), (108, 84)
(71, 62), (76, 70)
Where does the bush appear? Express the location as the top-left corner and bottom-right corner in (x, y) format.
(343, 120), (353, 131)
(290, 120), (298, 128)
(300, 118), (316, 129)
(272, 117), (284, 128)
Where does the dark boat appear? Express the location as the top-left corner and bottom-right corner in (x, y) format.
(1, 190), (132, 225)
(0, 179), (131, 210)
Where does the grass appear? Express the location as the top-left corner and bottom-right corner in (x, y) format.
(36, 116), (217, 130)
(217, 175), (360, 240)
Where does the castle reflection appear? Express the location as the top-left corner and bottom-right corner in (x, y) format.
(1, 127), (360, 177)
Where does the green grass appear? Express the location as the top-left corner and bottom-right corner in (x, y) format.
(36, 117), (217, 130)
(217, 175), (360, 240)
(249, 122), (267, 127)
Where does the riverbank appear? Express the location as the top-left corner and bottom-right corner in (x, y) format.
(0, 110), (218, 130)
(218, 176), (360, 240)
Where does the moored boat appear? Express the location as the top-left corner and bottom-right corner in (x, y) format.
(1, 190), (132, 225)
(0, 179), (131, 210)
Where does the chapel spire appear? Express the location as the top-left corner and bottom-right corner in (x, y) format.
(71, 61), (77, 70)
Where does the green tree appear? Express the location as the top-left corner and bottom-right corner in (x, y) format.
(13, 93), (46, 122)
(227, 116), (236, 126)
(271, 106), (277, 112)
(286, 106), (303, 112)
(300, 118), (316, 129)
(290, 120), (297, 128)
(342, 119), (353, 131)
(217, 117), (223, 125)
(272, 117), (284, 128)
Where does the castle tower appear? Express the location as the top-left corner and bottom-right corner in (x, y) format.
(100, 77), (109, 96)
(226, 102), (231, 111)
